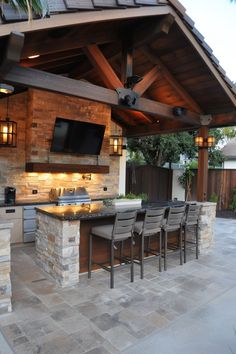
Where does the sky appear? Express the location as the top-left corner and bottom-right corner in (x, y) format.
(180, 0), (236, 82)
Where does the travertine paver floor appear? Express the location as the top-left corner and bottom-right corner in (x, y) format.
(1, 218), (236, 354)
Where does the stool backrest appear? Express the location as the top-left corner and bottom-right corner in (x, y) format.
(143, 208), (166, 234)
(185, 204), (201, 225)
(166, 205), (186, 228)
(112, 210), (137, 240)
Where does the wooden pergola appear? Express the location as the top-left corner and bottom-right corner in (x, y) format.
(0, 0), (235, 201)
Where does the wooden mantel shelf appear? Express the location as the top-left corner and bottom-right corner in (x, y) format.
(25, 163), (109, 174)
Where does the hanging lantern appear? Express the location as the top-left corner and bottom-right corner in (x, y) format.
(109, 135), (123, 156)
(0, 97), (17, 147)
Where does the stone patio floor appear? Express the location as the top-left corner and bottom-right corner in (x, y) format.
(1, 218), (236, 354)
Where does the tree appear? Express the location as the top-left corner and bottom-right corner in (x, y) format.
(127, 128), (236, 168)
(128, 132), (197, 167)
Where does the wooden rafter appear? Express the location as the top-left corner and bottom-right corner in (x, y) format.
(133, 65), (160, 96)
(83, 44), (123, 89)
(83, 44), (152, 123)
(0, 32), (200, 126)
(141, 45), (203, 113)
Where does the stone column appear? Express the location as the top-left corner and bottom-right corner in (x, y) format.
(36, 213), (80, 287)
(0, 222), (12, 314)
(198, 202), (216, 253)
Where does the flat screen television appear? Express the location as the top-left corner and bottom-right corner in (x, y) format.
(50, 118), (106, 155)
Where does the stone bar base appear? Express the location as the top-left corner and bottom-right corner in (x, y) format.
(36, 213), (80, 287)
(0, 222), (12, 314)
(198, 202), (216, 253)
(186, 202), (216, 254)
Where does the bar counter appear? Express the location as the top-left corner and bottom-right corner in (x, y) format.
(35, 201), (216, 287)
(35, 201), (179, 221)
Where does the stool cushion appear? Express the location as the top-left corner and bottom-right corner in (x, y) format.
(91, 225), (132, 241)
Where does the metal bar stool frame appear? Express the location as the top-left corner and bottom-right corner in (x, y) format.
(183, 204), (201, 263)
(162, 205), (186, 271)
(134, 208), (166, 279)
(88, 210), (137, 289)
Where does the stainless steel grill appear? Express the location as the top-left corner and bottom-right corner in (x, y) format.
(49, 187), (91, 206)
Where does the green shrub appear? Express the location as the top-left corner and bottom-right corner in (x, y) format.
(117, 193), (148, 201)
(209, 193), (218, 203)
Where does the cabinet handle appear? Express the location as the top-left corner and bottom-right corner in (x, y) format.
(6, 209), (15, 214)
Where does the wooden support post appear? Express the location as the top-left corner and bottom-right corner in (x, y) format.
(197, 126), (209, 202)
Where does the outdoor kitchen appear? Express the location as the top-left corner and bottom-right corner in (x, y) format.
(0, 0), (236, 351)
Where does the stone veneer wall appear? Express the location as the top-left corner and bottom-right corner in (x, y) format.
(36, 212), (80, 287)
(0, 222), (12, 313)
(0, 90), (120, 201)
(198, 202), (216, 253)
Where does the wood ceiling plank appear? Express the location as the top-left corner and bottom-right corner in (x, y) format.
(22, 23), (121, 59)
(174, 14), (236, 107)
(141, 45), (203, 113)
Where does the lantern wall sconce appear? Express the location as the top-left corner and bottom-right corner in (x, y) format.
(82, 173), (92, 181)
(0, 83), (14, 95)
(0, 97), (17, 147)
(109, 135), (123, 156)
(194, 135), (216, 148)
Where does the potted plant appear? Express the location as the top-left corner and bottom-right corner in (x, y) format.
(111, 193), (148, 208)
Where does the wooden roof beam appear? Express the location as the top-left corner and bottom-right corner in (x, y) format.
(121, 37), (133, 86)
(0, 32), (200, 126)
(211, 111), (236, 128)
(141, 45), (203, 114)
(83, 44), (123, 90)
(83, 44), (152, 123)
(125, 120), (198, 138)
(0, 64), (200, 125)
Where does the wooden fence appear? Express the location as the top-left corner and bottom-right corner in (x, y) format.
(126, 165), (236, 210)
(191, 169), (236, 210)
(126, 165), (172, 202)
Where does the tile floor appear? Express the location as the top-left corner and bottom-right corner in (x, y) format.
(1, 218), (236, 354)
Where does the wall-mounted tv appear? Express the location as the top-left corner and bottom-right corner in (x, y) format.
(50, 118), (106, 155)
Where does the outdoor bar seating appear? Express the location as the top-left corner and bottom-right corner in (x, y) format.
(162, 205), (186, 271)
(134, 207), (166, 278)
(183, 204), (201, 263)
(88, 210), (137, 288)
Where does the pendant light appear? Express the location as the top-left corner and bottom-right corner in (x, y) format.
(0, 97), (17, 147)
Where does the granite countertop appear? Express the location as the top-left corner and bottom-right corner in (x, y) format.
(0, 200), (55, 207)
(0, 197), (115, 208)
(35, 202), (137, 221)
(35, 201), (185, 221)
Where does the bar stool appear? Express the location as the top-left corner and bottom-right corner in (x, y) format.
(88, 210), (137, 288)
(183, 204), (201, 263)
(162, 205), (186, 271)
(134, 208), (166, 279)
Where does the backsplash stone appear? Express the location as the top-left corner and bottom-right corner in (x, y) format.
(0, 89), (120, 201)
